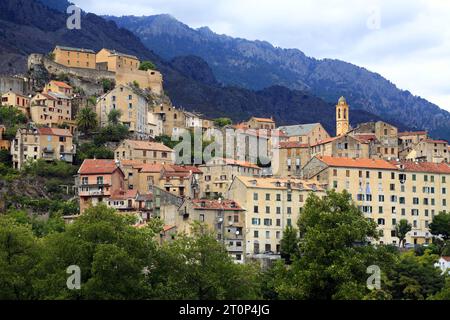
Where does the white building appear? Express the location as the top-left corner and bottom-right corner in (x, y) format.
(435, 257), (450, 275)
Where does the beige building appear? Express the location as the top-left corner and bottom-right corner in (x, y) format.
(114, 139), (175, 164)
(53, 46), (96, 69)
(199, 157), (262, 198)
(273, 142), (311, 177)
(302, 156), (450, 246)
(30, 92), (72, 128)
(406, 139), (449, 163)
(246, 117), (276, 130)
(177, 199), (246, 263)
(0, 125), (10, 150)
(1, 91), (30, 116)
(278, 123), (330, 145)
(96, 49), (140, 73)
(44, 80), (73, 96)
(11, 127), (75, 169)
(96, 85), (149, 137)
(152, 103), (188, 136)
(310, 135), (371, 159)
(399, 131), (428, 159)
(228, 176), (326, 261)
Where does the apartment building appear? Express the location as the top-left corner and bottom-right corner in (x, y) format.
(310, 135), (370, 159)
(302, 156), (450, 246)
(228, 176), (326, 261)
(11, 127), (75, 169)
(246, 117), (276, 130)
(278, 123), (330, 145)
(177, 199), (246, 263)
(114, 139), (174, 164)
(405, 139), (449, 163)
(399, 131), (428, 158)
(200, 157), (261, 198)
(1, 91), (30, 115)
(30, 92), (72, 128)
(78, 159), (126, 213)
(96, 49), (140, 73)
(147, 111), (163, 138)
(96, 85), (149, 137)
(273, 142), (310, 177)
(53, 46), (96, 69)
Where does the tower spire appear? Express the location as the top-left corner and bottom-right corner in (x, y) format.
(336, 96), (349, 136)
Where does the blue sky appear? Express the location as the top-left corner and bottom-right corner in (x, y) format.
(72, 0), (450, 111)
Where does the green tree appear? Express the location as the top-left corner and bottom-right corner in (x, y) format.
(270, 191), (396, 300)
(280, 225), (299, 264)
(214, 118), (232, 128)
(139, 61), (156, 71)
(429, 211), (450, 241)
(396, 219), (412, 248)
(0, 216), (41, 299)
(0, 149), (12, 166)
(74, 142), (114, 165)
(101, 78), (115, 93)
(76, 107), (98, 135)
(149, 222), (261, 300)
(107, 109), (122, 126)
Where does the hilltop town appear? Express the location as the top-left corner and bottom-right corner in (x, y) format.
(0, 44), (449, 267)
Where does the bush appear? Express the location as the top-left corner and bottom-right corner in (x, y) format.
(139, 61), (156, 71)
(93, 124), (129, 145)
(23, 159), (78, 180)
(74, 143), (114, 165)
(101, 78), (115, 93)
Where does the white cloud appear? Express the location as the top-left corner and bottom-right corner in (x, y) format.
(72, 0), (450, 111)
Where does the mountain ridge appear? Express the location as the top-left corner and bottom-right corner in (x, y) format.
(106, 14), (450, 140)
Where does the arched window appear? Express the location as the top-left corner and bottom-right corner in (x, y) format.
(338, 108), (341, 119)
(174, 113), (177, 120)
(344, 109), (347, 120)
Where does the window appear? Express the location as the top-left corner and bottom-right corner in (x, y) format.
(266, 231), (270, 239)
(333, 169), (338, 177)
(254, 231), (259, 238)
(287, 194), (292, 202)
(97, 176), (104, 185)
(199, 214), (205, 222)
(378, 172), (382, 179)
(264, 219), (272, 226)
(276, 194), (281, 201)
(253, 193), (258, 201)
(265, 194), (270, 201)
(265, 206), (270, 214)
(82, 177), (88, 185)
(253, 206), (259, 213)
(252, 218), (261, 225)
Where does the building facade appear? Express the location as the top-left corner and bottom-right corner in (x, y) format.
(53, 46), (96, 69)
(114, 139), (174, 164)
(30, 92), (72, 128)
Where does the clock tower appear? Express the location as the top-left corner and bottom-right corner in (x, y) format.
(336, 96), (350, 136)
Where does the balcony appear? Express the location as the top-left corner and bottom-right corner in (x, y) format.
(78, 184), (110, 196)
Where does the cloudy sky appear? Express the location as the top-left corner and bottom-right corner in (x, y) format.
(72, 0), (450, 111)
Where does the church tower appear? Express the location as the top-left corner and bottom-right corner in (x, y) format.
(336, 96), (350, 136)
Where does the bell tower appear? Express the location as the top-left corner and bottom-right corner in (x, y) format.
(336, 96), (349, 136)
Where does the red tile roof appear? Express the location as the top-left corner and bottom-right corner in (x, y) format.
(311, 137), (339, 147)
(251, 117), (275, 123)
(317, 156), (398, 170)
(392, 161), (450, 174)
(353, 134), (376, 143)
(125, 140), (174, 152)
(398, 131), (428, 137)
(139, 163), (164, 173)
(50, 80), (72, 89)
(163, 225), (176, 232)
(278, 141), (309, 149)
(191, 199), (244, 211)
(424, 139), (448, 145)
(183, 166), (203, 174)
(219, 158), (261, 170)
(37, 127), (72, 137)
(110, 189), (138, 200)
(442, 257), (450, 262)
(120, 160), (145, 168)
(78, 159), (123, 175)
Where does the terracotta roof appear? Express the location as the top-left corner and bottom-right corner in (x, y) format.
(191, 199), (244, 211)
(55, 46), (95, 54)
(49, 81), (72, 89)
(317, 156), (398, 170)
(110, 189), (138, 200)
(78, 159), (123, 175)
(163, 225), (176, 232)
(209, 158), (260, 170)
(125, 140), (173, 152)
(392, 161), (450, 174)
(120, 160), (145, 168)
(139, 163), (164, 173)
(424, 139), (448, 145)
(236, 176), (325, 191)
(183, 166), (203, 174)
(398, 131), (428, 137)
(352, 134), (376, 143)
(37, 127), (72, 137)
(442, 257), (450, 262)
(251, 117), (275, 123)
(38, 93), (57, 101)
(278, 141), (309, 149)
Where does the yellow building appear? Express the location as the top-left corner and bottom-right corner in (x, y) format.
(278, 123), (330, 145)
(302, 156), (450, 246)
(199, 157), (262, 198)
(53, 46), (96, 69)
(228, 176), (326, 261)
(114, 139), (175, 164)
(246, 117), (276, 130)
(96, 85), (149, 136)
(44, 80), (73, 96)
(310, 135), (371, 159)
(96, 49), (140, 73)
(151, 103), (187, 136)
(30, 92), (72, 128)
(336, 96), (350, 136)
(11, 127), (75, 169)
(406, 139), (449, 163)
(1, 91), (30, 116)
(0, 125), (11, 150)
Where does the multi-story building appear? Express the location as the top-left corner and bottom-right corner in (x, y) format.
(0, 125), (10, 150)
(114, 139), (175, 164)
(96, 49), (140, 73)
(302, 156), (450, 246)
(246, 117), (276, 130)
(405, 139), (449, 163)
(177, 199), (246, 263)
(273, 142), (310, 177)
(11, 127), (75, 169)
(310, 135), (370, 159)
(228, 176), (326, 262)
(53, 46), (96, 69)
(399, 131), (428, 159)
(278, 123), (330, 145)
(1, 91), (30, 115)
(147, 111), (163, 138)
(30, 92), (72, 128)
(200, 157), (261, 198)
(151, 103), (188, 136)
(77, 159), (126, 213)
(96, 85), (149, 137)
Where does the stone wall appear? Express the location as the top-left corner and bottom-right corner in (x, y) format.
(0, 76), (33, 95)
